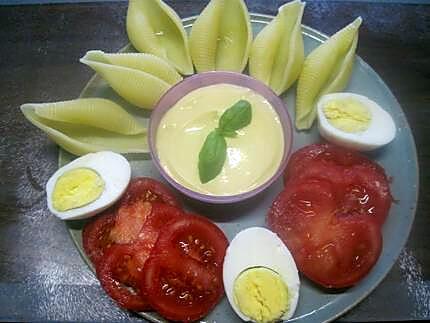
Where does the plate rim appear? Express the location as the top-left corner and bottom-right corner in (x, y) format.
(64, 12), (419, 323)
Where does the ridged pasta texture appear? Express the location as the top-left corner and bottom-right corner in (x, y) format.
(21, 98), (148, 156)
(80, 50), (182, 110)
(126, 0), (193, 75)
(250, 0), (305, 95)
(295, 17), (362, 130)
(189, 0), (252, 73)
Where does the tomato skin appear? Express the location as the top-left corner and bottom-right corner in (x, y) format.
(119, 177), (181, 209)
(141, 214), (228, 322)
(82, 210), (116, 265)
(142, 254), (224, 322)
(153, 214), (229, 271)
(96, 243), (152, 311)
(270, 143), (391, 288)
(109, 201), (153, 244)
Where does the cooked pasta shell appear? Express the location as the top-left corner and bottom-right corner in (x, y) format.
(189, 0), (252, 73)
(126, 0), (193, 75)
(249, 0), (305, 95)
(295, 17), (362, 130)
(21, 98), (148, 156)
(80, 50), (182, 110)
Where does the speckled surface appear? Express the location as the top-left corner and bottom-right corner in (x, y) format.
(0, 1), (429, 322)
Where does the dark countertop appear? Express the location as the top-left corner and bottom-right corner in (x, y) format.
(0, 0), (429, 321)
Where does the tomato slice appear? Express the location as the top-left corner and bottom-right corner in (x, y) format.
(141, 214), (228, 321)
(268, 177), (383, 288)
(269, 144), (390, 289)
(119, 177), (181, 208)
(142, 254), (224, 322)
(82, 210), (116, 265)
(96, 243), (152, 311)
(284, 143), (392, 226)
(298, 219), (382, 288)
(109, 200), (153, 244)
(284, 143), (378, 184)
(109, 178), (182, 244)
(153, 214), (228, 271)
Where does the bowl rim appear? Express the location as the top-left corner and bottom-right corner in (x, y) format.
(148, 71), (293, 204)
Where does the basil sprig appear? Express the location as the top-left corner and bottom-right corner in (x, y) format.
(198, 100), (252, 183)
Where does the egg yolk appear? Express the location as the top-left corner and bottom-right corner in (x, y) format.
(324, 98), (371, 133)
(233, 267), (289, 323)
(52, 168), (104, 211)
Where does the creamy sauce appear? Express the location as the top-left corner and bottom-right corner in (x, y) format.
(156, 83), (284, 196)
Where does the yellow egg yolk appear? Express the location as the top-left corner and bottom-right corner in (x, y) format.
(323, 98), (371, 133)
(233, 267), (289, 323)
(52, 168), (104, 211)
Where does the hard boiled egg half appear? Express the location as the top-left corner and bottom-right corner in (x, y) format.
(46, 151), (131, 220)
(223, 227), (300, 323)
(317, 93), (396, 151)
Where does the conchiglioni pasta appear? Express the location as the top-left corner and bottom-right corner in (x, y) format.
(126, 0), (193, 75)
(21, 98), (148, 156)
(189, 0), (252, 73)
(80, 50), (182, 110)
(295, 17), (362, 130)
(249, 0), (305, 95)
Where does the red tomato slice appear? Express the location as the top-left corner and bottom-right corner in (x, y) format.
(109, 200), (152, 244)
(268, 177), (383, 288)
(96, 243), (152, 311)
(119, 177), (181, 208)
(284, 143), (392, 226)
(142, 254), (224, 322)
(109, 178), (182, 244)
(153, 214), (229, 272)
(298, 219), (382, 288)
(141, 214), (228, 321)
(269, 143), (391, 289)
(284, 143), (377, 183)
(82, 210), (116, 265)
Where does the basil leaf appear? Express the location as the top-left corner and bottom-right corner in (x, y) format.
(198, 130), (227, 183)
(218, 100), (252, 136)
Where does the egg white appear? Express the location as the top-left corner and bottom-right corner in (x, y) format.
(223, 227), (300, 322)
(317, 92), (396, 151)
(46, 151), (131, 220)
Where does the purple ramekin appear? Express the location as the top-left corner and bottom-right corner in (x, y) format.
(148, 71), (293, 204)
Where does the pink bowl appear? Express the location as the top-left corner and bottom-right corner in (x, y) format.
(148, 71), (293, 204)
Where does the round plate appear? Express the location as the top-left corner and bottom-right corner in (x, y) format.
(64, 13), (418, 323)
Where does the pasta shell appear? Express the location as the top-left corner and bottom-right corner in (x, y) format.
(21, 98), (148, 156)
(126, 0), (193, 75)
(295, 17), (362, 130)
(249, 0), (305, 95)
(80, 50), (182, 110)
(189, 0), (252, 73)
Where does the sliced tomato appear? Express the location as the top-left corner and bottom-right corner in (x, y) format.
(110, 177), (183, 244)
(153, 214), (229, 271)
(135, 203), (184, 252)
(270, 143), (391, 288)
(141, 254), (224, 322)
(109, 200), (153, 244)
(119, 177), (181, 208)
(96, 243), (152, 311)
(141, 214), (228, 321)
(298, 219), (382, 288)
(284, 143), (377, 184)
(82, 210), (116, 265)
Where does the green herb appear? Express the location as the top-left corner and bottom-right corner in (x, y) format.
(198, 130), (227, 184)
(198, 100), (252, 183)
(218, 100), (252, 137)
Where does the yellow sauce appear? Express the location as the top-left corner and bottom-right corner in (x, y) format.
(156, 84), (284, 196)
